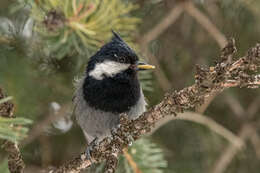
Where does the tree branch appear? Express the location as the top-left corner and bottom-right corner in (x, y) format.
(150, 111), (244, 149)
(183, 1), (228, 113)
(0, 88), (26, 173)
(51, 39), (260, 173)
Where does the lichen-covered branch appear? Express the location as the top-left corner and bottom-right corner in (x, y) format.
(52, 39), (260, 173)
(0, 88), (26, 173)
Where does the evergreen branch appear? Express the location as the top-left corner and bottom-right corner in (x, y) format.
(0, 96), (13, 105)
(125, 138), (167, 173)
(0, 89), (25, 173)
(51, 39), (260, 173)
(28, 0), (140, 59)
(0, 96), (32, 143)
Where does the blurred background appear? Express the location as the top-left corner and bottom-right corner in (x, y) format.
(0, 0), (260, 173)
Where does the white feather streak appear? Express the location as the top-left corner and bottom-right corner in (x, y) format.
(89, 60), (130, 80)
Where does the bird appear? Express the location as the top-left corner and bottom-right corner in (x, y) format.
(73, 31), (155, 150)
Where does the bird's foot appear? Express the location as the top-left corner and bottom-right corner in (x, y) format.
(85, 137), (99, 162)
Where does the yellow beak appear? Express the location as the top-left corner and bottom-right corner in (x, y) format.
(137, 62), (156, 70)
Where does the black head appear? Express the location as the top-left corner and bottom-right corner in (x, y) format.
(82, 31), (154, 113)
(86, 31), (139, 76)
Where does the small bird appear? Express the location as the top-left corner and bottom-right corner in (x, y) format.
(73, 31), (155, 147)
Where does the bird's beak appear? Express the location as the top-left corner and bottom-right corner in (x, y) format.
(137, 62), (155, 70)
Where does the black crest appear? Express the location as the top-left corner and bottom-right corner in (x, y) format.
(111, 30), (124, 42)
(86, 31), (138, 74)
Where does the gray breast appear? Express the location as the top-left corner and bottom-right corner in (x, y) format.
(73, 77), (147, 143)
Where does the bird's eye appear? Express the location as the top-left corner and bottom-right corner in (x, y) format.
(119, 57), (126, 63)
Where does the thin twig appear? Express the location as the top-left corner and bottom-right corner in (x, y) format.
(196, 91), (218, 113)
(140, 3), (184, 45)
(249, 130), (260, 159)
(237, 0), (260, 20)
(142, 47), (172, 91)
(225, 94), (245, 118)
(222, 77), (260, 87)
(123, 148), (142, 173)
(150, 111), (244, 148)
(139, 2), (185, 91)
(210, 96), (260, 173)
(210, 124), (253, 173)
(184, 1), (227, 48)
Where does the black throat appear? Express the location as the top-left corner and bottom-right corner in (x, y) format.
(83, 69), (141, 113)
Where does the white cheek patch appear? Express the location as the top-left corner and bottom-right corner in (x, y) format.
(89, 60), (130, 80)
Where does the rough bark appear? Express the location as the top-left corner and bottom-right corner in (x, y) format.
(52, 40), (260, 173)
(0, 88), (26, 173)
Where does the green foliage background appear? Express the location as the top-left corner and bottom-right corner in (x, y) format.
(1, 0), (260, 173)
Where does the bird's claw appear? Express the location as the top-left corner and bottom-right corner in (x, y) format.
(85, 147), (92, 161)
(111, 127), (118, 136)
(85, 137), (99, 162)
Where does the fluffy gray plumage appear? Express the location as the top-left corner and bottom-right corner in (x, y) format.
(73, 77), (147, 144)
